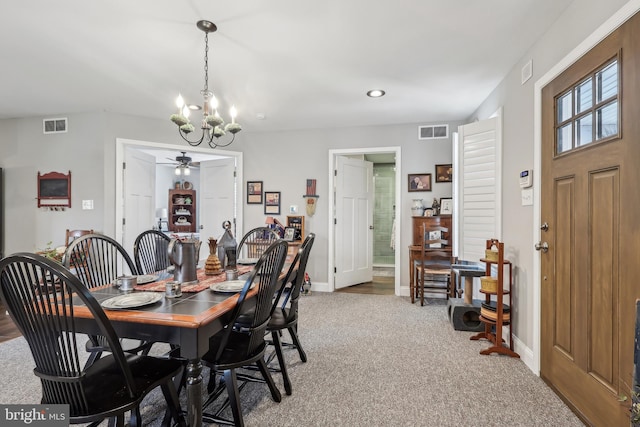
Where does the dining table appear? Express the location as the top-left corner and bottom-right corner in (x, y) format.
(65, 265), (256, 427)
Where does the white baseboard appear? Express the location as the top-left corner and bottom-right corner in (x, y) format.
(309, 281), (332, 292)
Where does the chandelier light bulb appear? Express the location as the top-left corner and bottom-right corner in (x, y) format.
(182, 106), (191, 118)
(210, 95), (219, 110)
(176, 94), (185, 109)
(230, 105), (237, 123)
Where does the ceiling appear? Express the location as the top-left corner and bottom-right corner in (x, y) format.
(1, 0), (574, 134)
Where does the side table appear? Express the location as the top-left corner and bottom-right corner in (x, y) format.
(447, 261), (485, 332)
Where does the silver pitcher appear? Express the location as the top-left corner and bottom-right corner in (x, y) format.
(167, 238), (201, 284)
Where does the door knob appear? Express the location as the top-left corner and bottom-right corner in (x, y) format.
(540, 222), (549, 231)
(535, 241), (549, 252)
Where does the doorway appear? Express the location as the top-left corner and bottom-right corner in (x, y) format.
(114, 138), (244, 251)
(328, 147), (401, 295)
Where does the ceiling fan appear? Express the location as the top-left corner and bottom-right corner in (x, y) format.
(160, 151), (199, 176)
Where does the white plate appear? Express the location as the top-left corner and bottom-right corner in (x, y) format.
(101, 292), (163, 310)
(112, 274), (159, 286)
(135, 274), (159, 284)
(210, 280), (252, 293)
(237, 257), (259, 265)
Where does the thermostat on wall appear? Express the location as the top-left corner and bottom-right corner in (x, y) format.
(520, 170), (533, 188)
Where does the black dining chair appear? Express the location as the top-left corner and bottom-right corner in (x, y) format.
(0, 253), (185, 427)
(265, 232), (315, 395)
(133, 229), (171, 276)
(63, 233), (151, 366)
(236, 226), (280, 261)
(201, 239), (289, 427)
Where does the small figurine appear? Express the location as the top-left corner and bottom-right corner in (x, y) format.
(431, 198), (440, 215)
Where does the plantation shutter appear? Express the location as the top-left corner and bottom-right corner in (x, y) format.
(455, 116), (501, 262)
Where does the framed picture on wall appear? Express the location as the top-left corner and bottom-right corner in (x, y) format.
(247, 181), (263, 204)
(264, 191), (281, 215)
(435, 164), (453, 183)
(408, 173), (432, 192)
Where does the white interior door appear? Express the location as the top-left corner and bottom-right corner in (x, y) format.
(335, 156), (373, 289)
(123, 148), (156, 257)
(199, 157), (236, 263)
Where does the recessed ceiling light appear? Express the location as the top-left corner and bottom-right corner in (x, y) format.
(367, 89), (385, 98)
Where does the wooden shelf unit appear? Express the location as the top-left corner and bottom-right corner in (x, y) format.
(470, 239), (519, 358)
(168, 189), (196, 233)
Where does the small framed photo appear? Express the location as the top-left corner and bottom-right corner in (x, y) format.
(440, 197), (453, 215)
(408, 173), (432, 192)
(435, 164), (453, 183)
(264, 191), (281, 215)
(283, 227), (296, 241)
(247, 181), (263, 204)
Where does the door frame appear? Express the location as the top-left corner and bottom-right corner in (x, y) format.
(114, 138), (244, 246)
(531, 1), (640, 375)
(328, 147), (402, 294)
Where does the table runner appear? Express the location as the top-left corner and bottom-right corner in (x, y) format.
(134, 265), (253, 293)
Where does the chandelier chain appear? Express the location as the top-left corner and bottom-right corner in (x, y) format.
(203, 32), (209, 93)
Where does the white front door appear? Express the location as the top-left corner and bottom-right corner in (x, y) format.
(334, 156), (373, 289)
(123, 148), (156, 257)
(199, 157), (236, 264)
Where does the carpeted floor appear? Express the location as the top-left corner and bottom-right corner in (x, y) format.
(0, 292), (583, 426)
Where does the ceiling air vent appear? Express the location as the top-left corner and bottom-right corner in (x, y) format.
(43, 118), (68, 134)
(418, 124), (448, 140)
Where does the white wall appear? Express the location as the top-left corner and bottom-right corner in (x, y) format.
(0, 111), (459, 288)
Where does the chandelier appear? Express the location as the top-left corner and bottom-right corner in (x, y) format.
(170, 20), (241, 148)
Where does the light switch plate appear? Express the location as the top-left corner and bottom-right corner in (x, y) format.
(82, 200), (94, 210)
(289, 205), (298, 214)
(521, 188), (533, 206)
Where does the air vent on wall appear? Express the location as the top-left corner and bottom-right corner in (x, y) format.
(43, 118), (68, 134)
(418, 124), (448, 140)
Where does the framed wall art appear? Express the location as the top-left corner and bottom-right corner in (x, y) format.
(264, 191), (281, 215)
(440, 197), (453, 215)
(435, 164), (453, 183)
(408, 173), (432, 192)
(247, 181), (263, 204)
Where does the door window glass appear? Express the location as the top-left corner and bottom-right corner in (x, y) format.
(554, 58), (619, 155)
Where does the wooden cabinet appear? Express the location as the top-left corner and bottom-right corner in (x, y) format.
(168, 189), (196, 233)
(470, 239), (519, 358)
(411, 215), (452, 245)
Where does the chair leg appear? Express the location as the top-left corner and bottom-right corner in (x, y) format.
(223, 369), (244, 427)
(129, 407), (141, 427)
(256, 357), (282, 403)
(288, 326), (307, 363)
(271, 331), (292, 395)
(160, 381), (186, 427)
(84, 350), (102, 369)
(410, 269), (415, 304)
